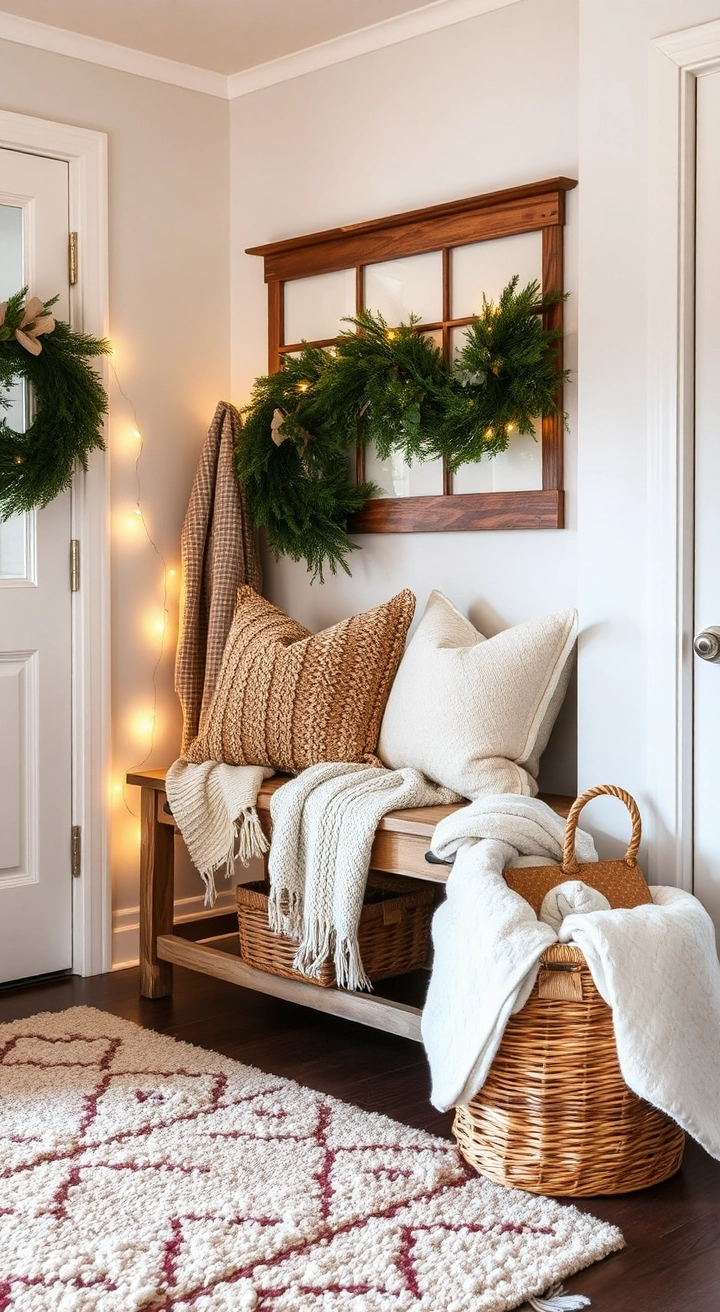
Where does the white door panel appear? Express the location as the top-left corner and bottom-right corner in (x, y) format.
(0, 147), (72, 981)
(693, 71), (720, 940)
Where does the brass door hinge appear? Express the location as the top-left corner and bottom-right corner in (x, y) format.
(69, 231), (78, 286)
(71, 825), (82, 878)
(70, 539), (80, 592)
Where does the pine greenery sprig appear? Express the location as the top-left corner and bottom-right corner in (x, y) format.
(435, 276), (568, 470)
(236, 347), (377, 582)
(314, 311), (448, 462)
(0, 287), (110, 520)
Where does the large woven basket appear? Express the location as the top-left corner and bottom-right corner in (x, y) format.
(237, 871), (435, 989)
(453, 784), (686, 1196)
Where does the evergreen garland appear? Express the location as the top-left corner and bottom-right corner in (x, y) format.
(0, 288), (110, 520)
(236, 349), (378, 582)
(436, 276), (567, 469)
(314, 310), (448, 463)
(238, 276), (568, 580)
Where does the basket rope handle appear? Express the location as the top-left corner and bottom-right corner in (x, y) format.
(562, 783), (642, 875)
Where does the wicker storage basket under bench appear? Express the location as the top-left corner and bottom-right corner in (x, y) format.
(452, 785), (686, 1196)
(237, 872), (436, 988)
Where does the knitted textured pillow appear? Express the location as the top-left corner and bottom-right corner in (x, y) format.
(184, 587), (416, 771)
(378, 590), (577, 798)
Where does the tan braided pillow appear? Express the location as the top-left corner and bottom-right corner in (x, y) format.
(184, 587), (416, 771)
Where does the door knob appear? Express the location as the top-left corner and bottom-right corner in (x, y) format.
(694, 627), (720, 662)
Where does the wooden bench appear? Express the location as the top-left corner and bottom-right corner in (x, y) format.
(128, 768), (571, 1043)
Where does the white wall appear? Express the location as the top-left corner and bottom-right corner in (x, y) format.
(0, 41), (230, 962)
(230, 0), (580, 795)
(576, 0), (720, 861)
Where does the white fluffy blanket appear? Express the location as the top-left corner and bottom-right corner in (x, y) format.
(422, 795), (597, 1112)
(269, 762), (459, 990)
(558, 886), (720, 1158)
(423, 795), (720, 1161)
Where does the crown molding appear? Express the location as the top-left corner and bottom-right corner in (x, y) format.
(654, 17), (720, 70)
(0, 10), (228, 97)
(227, 0), (522, 98)
(0, 0), (522, 101)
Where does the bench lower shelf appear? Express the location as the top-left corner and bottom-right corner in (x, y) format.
(156, 933), (423, 1041)
(131, 767), (571, 1040)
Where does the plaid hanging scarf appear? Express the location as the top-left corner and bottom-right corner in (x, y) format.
(175, 401), (261, 754)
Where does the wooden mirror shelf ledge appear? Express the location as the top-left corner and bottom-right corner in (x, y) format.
(247, 176), (577, 535)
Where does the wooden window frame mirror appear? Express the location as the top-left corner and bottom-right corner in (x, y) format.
(247, 176), (577, 534)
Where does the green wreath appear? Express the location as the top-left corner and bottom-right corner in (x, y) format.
(0, 288), (110, 521)
(238, 275), (568, 580)
(435, 276), (567, 469)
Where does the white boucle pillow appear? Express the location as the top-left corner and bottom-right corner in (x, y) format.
(378, 591), (577, 798)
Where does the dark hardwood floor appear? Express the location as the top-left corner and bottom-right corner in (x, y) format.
(1, 964), (718, 1311)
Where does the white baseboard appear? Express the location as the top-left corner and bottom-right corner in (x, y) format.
(111, 890), (238, 971)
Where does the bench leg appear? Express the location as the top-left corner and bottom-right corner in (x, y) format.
(139, 786), (175, 998)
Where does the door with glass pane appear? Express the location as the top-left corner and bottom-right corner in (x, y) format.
(0, 147), (72, 982)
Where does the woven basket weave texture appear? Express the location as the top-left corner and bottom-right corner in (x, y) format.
(237, 871), (435, 989)
(453, 784), (686, 1196)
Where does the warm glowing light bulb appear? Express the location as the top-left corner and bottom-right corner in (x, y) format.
(505, 423), (515, 434)
(133, 428), (141, 439)
(168, 568), (176, 578)
(386, 330), (397, 341)
(484, 427), (495, 439)
(132, 708), (156, 740)
(297, 382), (309, 393)
(154, 618), (165, 634)
(134, 507), (142, 516)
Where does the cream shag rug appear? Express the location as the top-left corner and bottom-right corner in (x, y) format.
(0, 1007), (623, 1311)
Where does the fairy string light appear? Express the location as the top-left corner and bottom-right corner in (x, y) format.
(109, 357), (175, 818)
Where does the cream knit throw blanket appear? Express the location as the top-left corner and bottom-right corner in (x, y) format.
(166, 759), (272, 906)
(268, 762), (460, 991)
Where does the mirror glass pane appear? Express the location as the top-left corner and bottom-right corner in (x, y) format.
(364, 252), (442, 326)
(451, 231), (542, 319)
(421, 328), (443, 351)
(284, 269), (356, 345)
(0, 202), (31, 581)
(365, 448), (444, 498)
(452, 431), (542, 493)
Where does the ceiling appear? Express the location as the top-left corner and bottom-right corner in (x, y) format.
(0, 0), (445, 76)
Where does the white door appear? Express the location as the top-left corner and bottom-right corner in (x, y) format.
(0, 147), (73, 982)
(693, 70), (720, 941)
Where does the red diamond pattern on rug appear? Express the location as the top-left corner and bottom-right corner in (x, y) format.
(0, 1007), (622, 1311)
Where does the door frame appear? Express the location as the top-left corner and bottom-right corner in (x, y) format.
(0, 110), (110, 974)
(647, 21), (720, 891)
